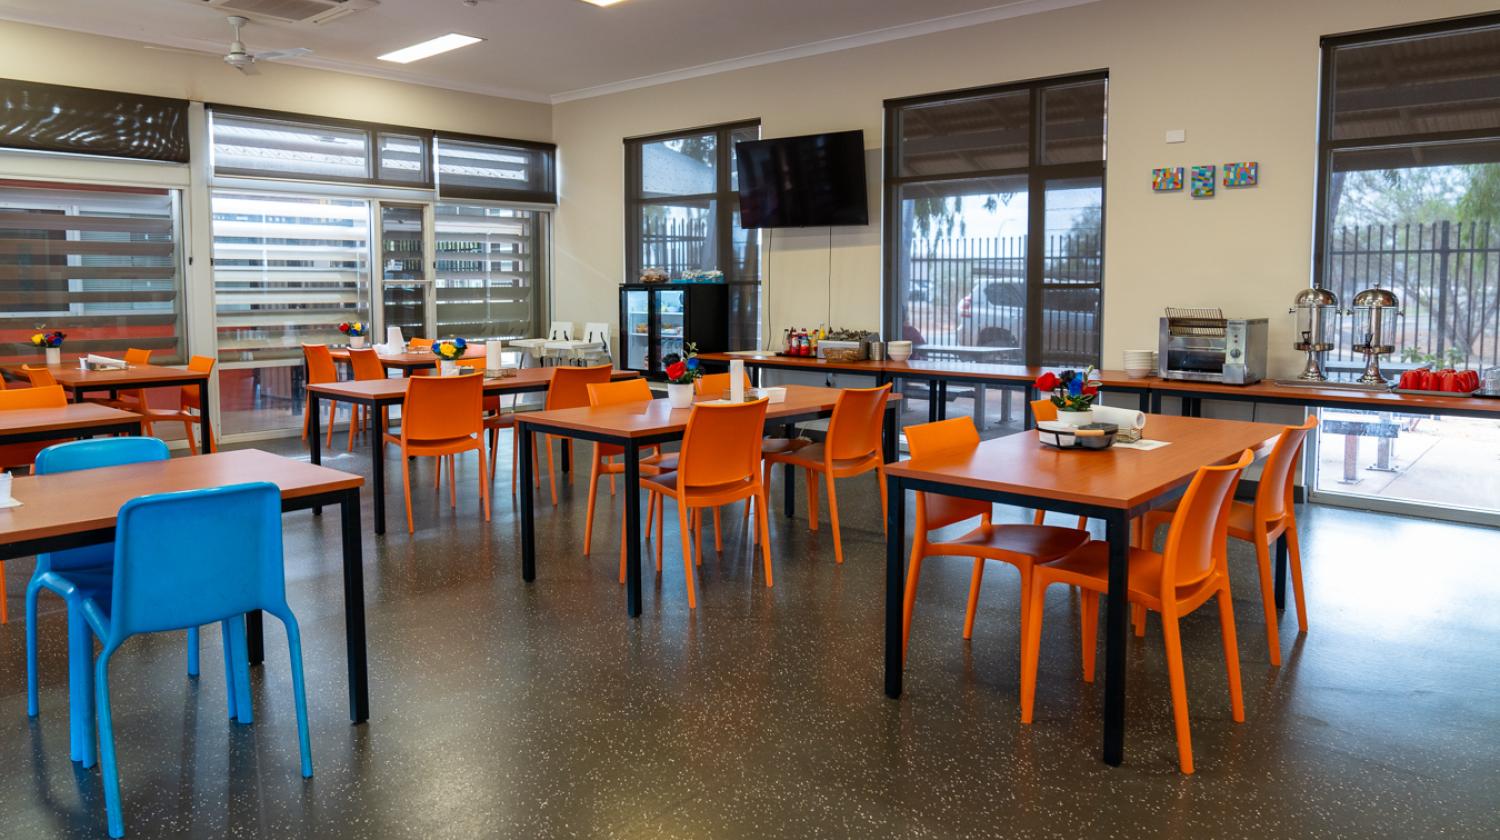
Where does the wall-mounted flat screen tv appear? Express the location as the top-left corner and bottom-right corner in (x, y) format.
(735, 130), (869, 228)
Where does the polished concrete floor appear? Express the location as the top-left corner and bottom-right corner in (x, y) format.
(2, 433), (1498, 838)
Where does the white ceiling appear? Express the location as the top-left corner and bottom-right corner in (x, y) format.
(0, 0), (1093, 103)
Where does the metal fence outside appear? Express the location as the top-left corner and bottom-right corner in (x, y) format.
(1325, 220), (1500, 371)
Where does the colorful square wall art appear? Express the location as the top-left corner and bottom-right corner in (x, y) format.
(1152, 167), (1184, 192)
(1224, 161), (1259, 188)
(1191, 165), (1216, 198)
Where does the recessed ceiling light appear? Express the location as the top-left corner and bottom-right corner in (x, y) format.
(578, 0), (628, 6)
(378, 34), (484, 64)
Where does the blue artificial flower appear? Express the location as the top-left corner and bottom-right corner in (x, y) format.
(686, 357), (699, 370)
(454, 337), (467, 350)
(1068, 377), (1083, 395)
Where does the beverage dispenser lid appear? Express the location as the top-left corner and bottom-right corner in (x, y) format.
(1293, 288), (1338, 307)
(1352, 288), (1400, 308)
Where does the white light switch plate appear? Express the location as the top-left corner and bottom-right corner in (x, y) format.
(1165, 129), (1186, 143)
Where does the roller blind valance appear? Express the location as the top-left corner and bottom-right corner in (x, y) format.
(0, 78), (188, 163)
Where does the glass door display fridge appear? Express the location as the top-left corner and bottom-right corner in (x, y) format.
(618, 283), (730, 378)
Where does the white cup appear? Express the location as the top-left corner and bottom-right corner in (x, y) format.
(0, 471), (12, 504)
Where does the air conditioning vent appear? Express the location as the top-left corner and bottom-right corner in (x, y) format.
(199, 0), (378, 25)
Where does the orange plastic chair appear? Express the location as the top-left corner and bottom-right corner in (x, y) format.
(0, 384), (70, 472)
(1021, 449), (1253, 774)
(139, 356), (217, 454)
(763, 384), (892, 564)
(1139, 416), (1317, 665)
(343, 348), (389, 451)
(87, 348), (153, 414)
(301, 344), (341, 446)
(382, 372), (490, 533)
(693, 371), (753, 397)
(641, 398), (772, 609)
(21, 366), (56, 387)
(537, 364), (614, 506)
(583, 379), (676, 573)
(900, 416), (1091, 659)
(407, 338), (435, 350)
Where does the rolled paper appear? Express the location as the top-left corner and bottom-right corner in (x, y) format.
(1092, 404), (1147, 431)
(86, 354), (128, 369)
(730, 359), (746, 403)
(486, 339), (506, 371)
(386, 326), (404, 349)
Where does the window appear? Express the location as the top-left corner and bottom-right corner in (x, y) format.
(0, 180), (183, 365)
(434, 203), (547, 341)
(626, 121), (762, 349)
(212, 192), (371, 435)
(0, 78), (187, 162)
(1312, 15), (1500, 522)
(885, 73), (1106, 368)
(211, 111), (382, 183)
(435, 136), (555, 204)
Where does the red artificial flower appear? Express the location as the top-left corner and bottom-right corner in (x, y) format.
(1035, 372), (1059, 391)
(1082, 385), (1098, 397)
(666, 361), (687, 381)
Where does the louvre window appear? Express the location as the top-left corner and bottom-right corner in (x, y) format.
(0, 180), (182, 363)
(434, 204), (544, 341)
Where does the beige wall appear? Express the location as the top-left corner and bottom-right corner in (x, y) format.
(553, 0), (1495, 375)
(0, 20), (550, 141)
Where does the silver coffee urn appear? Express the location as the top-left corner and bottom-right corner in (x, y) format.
(1349, 288), (1403, 386)
(1289, 288), (1339, 381)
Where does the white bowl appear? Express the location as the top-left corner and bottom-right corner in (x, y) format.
(887, 349), (913, 362)
(1124, 368), (1153, 379)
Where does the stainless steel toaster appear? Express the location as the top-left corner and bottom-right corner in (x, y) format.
(1158, 309), (1268, 385)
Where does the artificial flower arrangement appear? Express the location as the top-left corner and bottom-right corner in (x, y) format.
(432, 337), (469, 361)
(663, 342), (702, 384)
(338, 321), (368, 337)
(31, 329), (65, 348)
(1035, 366), (1101, 413)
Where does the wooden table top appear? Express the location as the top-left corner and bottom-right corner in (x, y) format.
(0, 403), (142, 437)
(0, 363), (210, 389)
(885, 414), (1282, 511)
(0, 449), (363, 546)
(699, 353), (1144, 388)
(1146, 376), (1500, 414)
(328, 347), (486, 368)
(307, 368), (638, 401)
(517, 383), (895, 440)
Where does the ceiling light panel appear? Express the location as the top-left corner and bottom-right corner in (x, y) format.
(378, 34), (484, 64)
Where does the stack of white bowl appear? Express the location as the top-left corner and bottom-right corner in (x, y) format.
(887, 340), (913, 362)
(1123, 349), (1157, 379)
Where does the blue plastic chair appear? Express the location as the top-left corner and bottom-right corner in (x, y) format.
(67, 481), (312, 838)
(26, 438), (205, 767)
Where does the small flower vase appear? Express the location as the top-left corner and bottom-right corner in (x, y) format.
(1056, 408), (1093, 427)
(45, 347), (61, 366)
(439, 360), (459, 377)
(350, 334), (367, 349)
(667, 382), (694, 408)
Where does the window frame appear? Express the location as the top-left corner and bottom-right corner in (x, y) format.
(1312, 11), (1500, 287)
(623, 119), (761, 285)
(882, 70), (1107, 367)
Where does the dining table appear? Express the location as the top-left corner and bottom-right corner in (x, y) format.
(306, 367), (637, 535)
(2, 363), (213, 446)
(0, 449), (370, 724)
(0, 403), (143, 447)
(881, 413), (1283, 767)
(515, 384), (902, 617)
(328, 346), (487, 376)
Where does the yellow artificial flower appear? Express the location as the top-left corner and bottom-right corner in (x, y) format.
(32, 333), (44, 346)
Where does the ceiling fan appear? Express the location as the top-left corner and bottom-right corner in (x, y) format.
(144, 15), (313, 75)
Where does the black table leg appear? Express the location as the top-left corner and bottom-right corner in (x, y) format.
(882, 405), (897, 463)
(1150, 392), (1163, 414)
(927, 382), (939, 423)
(561, 439), (571, 474)
(1137, 392), (1150, 414)
(750, 367), (761, 387)
(519, 425), (536, 582)
(245, 611), (264, 666)
(937, 381), (949, 420)
(623, 440), (642, 618)
(371, 401), (386, 536)
(883, 474), (906, 699)
(309, 394), (323, 517)
(340, 489), (369, 724)
(1102, 510), (1130, 766)
(782, 422), (796, 518)
(1274, 533), (1288, 610)
(1024, 386), (1039, 430)
(198, 379), (214, 455)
